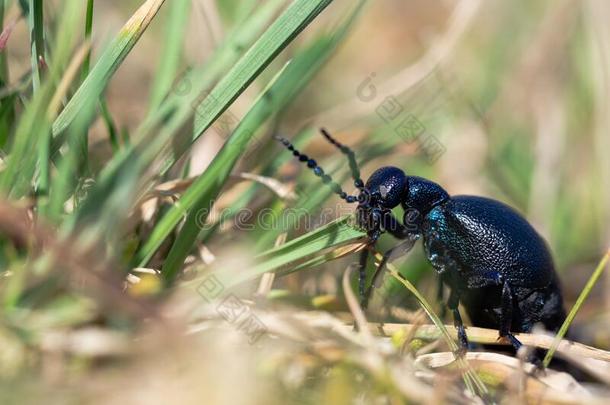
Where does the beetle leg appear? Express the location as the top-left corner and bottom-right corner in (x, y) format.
(361, 246), (392, 310)
(372, 237), (418, 289)
(437, 276), (447, 318)
(497, 281), (542, 367)
(383, 212), (417, 240)
(447, 287), (468, 354)
(499, 281), (541, 367)
(499, 281), (514, 337)
(358, 232), (378, 310)
(358, 247), (369, 298)
(499, 281), (532, 355)
(360, 237), (418, 309)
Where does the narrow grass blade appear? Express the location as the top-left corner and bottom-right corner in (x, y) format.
(253, 148), (382, 251)
(197, 127), (317, 243)
(141, 0), (282, 133)
(27, 0), (48, 195)
(63, 0), (284, 236)
(0, 0), (15, 147)
(384, 261), (488, 397)
(158, 64), (292, 280)
(46, 45), (98, 222)
(46, 98), (97, 223)
(135, 0), (350, 272)
(543, 249), (610, 367)
(27, 0), (44, 91)
(78, 0), (95, 165)
(158, 3), (367, 281)
(252, 216), (364, 275)
(100, 99), (120, 152)
(0, 0), (84, 197)
(147, 0), (190, 112)
(81, 0), (95, 81)
(188, 216), (365, 291)
(280, 243), (365, 275)
(190, 0), (332, 141)
(51, 0), (166, 139)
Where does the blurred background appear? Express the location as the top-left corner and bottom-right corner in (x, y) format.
(1, 0), (610, 403)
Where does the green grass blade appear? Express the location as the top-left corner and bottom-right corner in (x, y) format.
(149, 3), (365, 280)
(99, 98), (119, 152)
(190, 0), (332, 141)
(81, 0), (94, 81)
(0, 0), (15, 147)
(28, 0), (44, 91)
(251, 216), (364, 279)
(142, 0), (282, 131)
(147, 0), (190, 112)
(134, 0), (345, 271)
(46, 98), (98, 223)
(157, 63), (292, 281)
(63, 0), (284, 236)
(190, 216), (365, 290)
(0, 0), (84, 197)
(385, 263), (488, 397)
(77, 0), (95, 166)
(197, 128), (317, 243)
(51, 0), (166, 139)
(543, 249), (610, 367)
(27, 0), (49, 196)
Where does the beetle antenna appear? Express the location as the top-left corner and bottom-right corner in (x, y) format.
(319, 128), (364, 191)
(274, 135), (358, 203)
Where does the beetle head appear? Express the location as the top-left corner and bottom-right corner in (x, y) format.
(360, 166), (408, 209)
(355, 166), (408, 233)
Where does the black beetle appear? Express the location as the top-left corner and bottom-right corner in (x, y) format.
(275, 129), (566, 359)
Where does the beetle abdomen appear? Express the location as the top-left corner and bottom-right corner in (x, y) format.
(423, 195), (556, 289)
(458, 279), (565, 333)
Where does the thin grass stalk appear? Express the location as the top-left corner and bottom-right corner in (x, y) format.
(61, 0), (284, 238)
(51, 0), (167, 139)
(384, 260), (488, 397)
(147, 0), (190, 113)
(28, 0), (50, 198)
(1, 1), (83, 197)
(543, 249), (610, 367)
(134, 0), (340, 270)
(81, 0), (94, 81)
(79, 0), (94, 166)
(0, 0), (14, 146)
(28, 0), (44, 91)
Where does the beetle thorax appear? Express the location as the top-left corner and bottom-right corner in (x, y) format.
(403, 176), (449, 217)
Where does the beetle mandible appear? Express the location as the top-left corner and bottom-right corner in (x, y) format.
(275, 129), (566, 358)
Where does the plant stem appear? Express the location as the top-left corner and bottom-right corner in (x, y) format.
(81, 0), (94, 82)
(28, 0), (44, 91)
(543, 249), (610, 367)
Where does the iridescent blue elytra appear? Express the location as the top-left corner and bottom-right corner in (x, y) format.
(275, 130), (566, 362)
